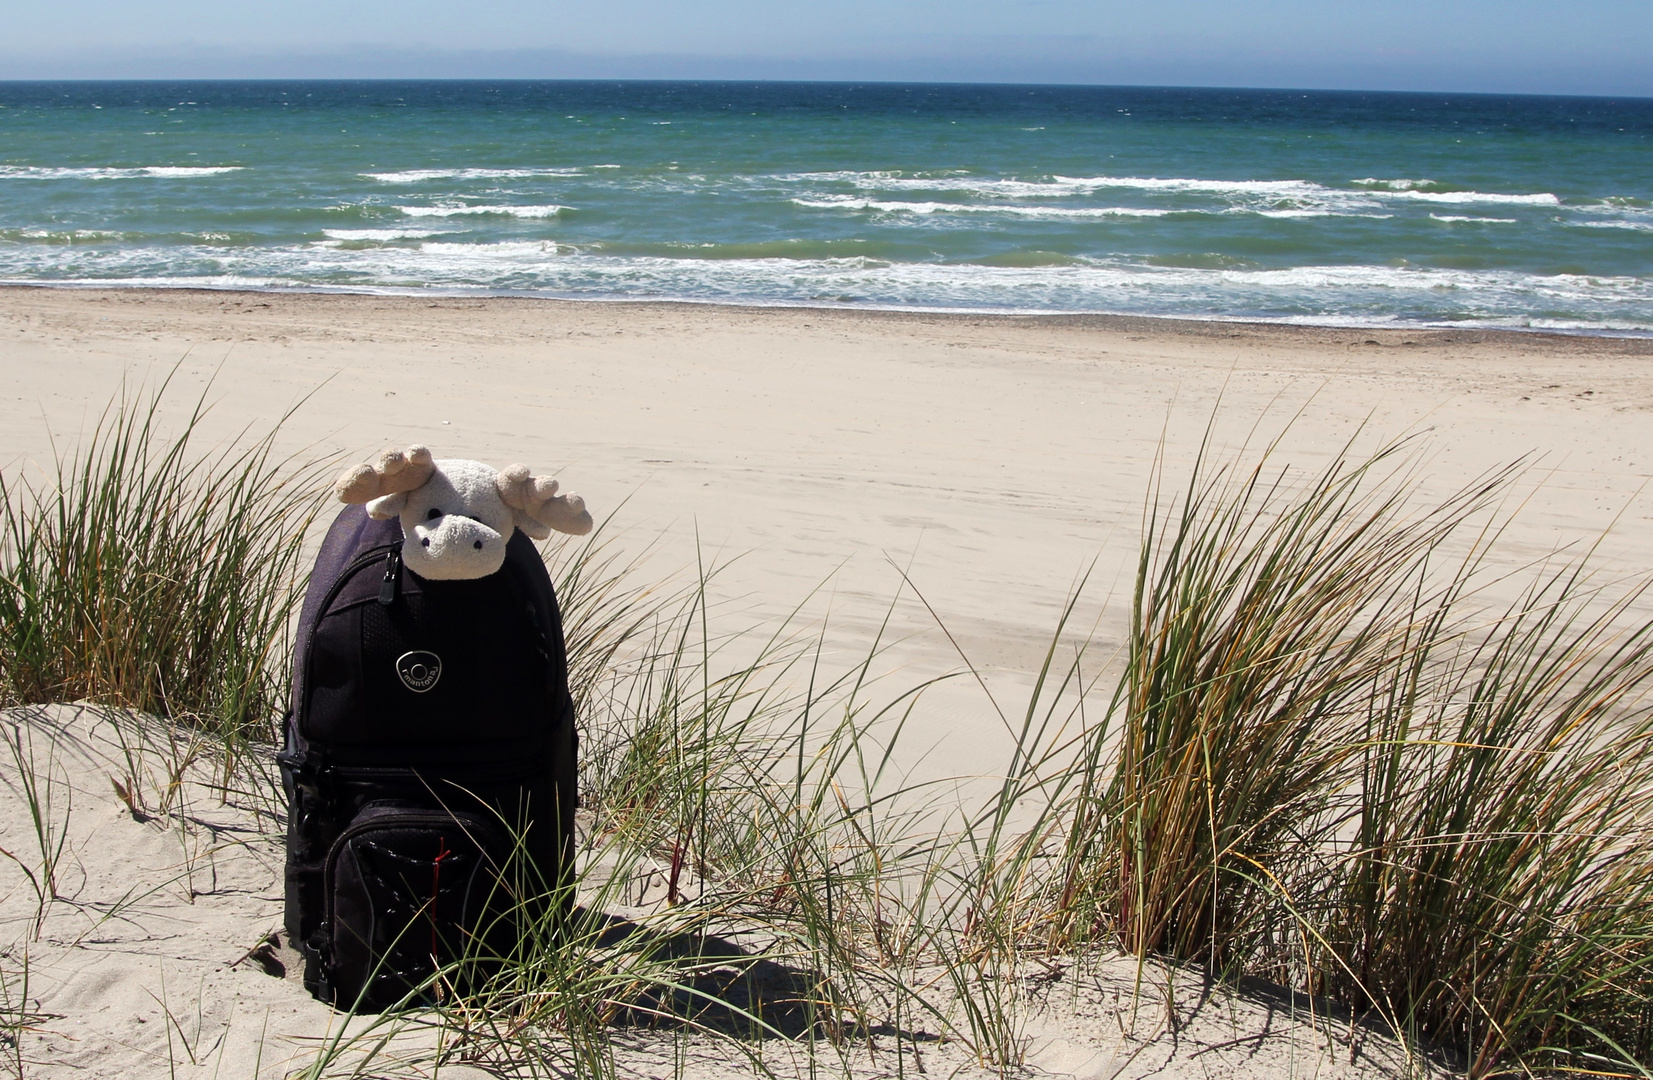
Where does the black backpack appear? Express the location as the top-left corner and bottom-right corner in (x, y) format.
(279, 504), (577, 1011)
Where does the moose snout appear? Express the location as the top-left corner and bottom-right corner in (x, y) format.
(405, 513), (510, 580)
(416, 514), (503, 551)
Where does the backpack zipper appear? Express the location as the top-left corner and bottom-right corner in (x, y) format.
(378, 548), (402, 606)
(298, 541), (397, 747)
(324, 761), (548, 787)
(304, 543), (398, 651)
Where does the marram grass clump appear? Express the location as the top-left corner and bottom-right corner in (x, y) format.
(1017, 437), (1653, 1077)
(0, 378), (328, 747)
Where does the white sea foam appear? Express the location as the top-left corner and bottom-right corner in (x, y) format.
(1430, 214), (1519, 224)
(16, 228), (125, 240)
(780, 170), (1327, 200)
(779, 171), (1571, 217)
(1052, 175), (1325, 197)
(1351, 178), (1561, 206)
(784, 171), (1186, 197)
(322, 228), (440, 241)
(1568, 220), (1653, 233)
(1384, 189), (1560, 206)
(792, 196), (1177, 218)
(1352, 178), (1438, 190)
(0, 276), (307, 292)
(417, 241), (565, 257)
(363, 168), (585, 182)
(0, 165), (245, 180)
(1525, 318), (1653, 333)
(143, 166), (245, 178)
(889, 176), (1111, 198)
(396, 204), (570, 218)
(778, 170), (966, 184)
(1246, 208), (1394, 219)
(794, 196), (1391, 221)
(5, 244), (1648, 333)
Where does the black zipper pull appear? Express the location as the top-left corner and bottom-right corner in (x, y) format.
(378, 548), (401, 606)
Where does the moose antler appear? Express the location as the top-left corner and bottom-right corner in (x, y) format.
(496, 463), (594, 537)
(335, 445), (436, 504)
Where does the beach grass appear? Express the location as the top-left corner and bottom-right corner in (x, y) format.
(3, 386), (1652, 1078)
(1012, 433), (1653, 1076)
(0, 373), (328, 756)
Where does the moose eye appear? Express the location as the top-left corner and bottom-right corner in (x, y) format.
(426, 508), (442, 521)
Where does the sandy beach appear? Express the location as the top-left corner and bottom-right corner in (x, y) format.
(5, 287), (1653, 754)
(4, 286), (1653, 1077)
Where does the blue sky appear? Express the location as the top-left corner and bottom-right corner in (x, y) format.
(3, 0), (1649, 96)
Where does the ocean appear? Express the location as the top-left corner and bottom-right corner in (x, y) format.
(1, 80), (1649, 334)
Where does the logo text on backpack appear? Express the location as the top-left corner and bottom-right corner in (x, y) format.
(396, 651), (443, 693)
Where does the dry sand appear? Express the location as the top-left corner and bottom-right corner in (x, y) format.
(1, 702), (1435, 1079)
(3, 286), (1652, 1077)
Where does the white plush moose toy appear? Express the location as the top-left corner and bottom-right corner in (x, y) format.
(335, 445), (593, 581)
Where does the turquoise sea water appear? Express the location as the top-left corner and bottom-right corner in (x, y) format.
(1, 81), (1649, 333)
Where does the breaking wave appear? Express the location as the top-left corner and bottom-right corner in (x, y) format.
(395, 204), (571, 219)
(363, 168), (586, 182)
(0, 165), (245, 180)
(3, 240), (1648, 333)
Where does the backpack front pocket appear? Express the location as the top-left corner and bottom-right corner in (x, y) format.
(322, 804), (513, 1012)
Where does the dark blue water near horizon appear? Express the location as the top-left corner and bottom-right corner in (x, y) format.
(2, 80), (1649, 333)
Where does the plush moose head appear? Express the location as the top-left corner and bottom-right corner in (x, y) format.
(335, 445), (593, 581)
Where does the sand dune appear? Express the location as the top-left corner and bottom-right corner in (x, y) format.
(1, 703), (1435, 1079)
(3, 287), (1650, 1076)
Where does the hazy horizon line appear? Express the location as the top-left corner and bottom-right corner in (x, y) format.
(1, 76), (1650, 101)
(3, 45), (1649, 99)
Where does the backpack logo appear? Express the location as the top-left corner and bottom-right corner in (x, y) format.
(396, 651), (442, 693)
